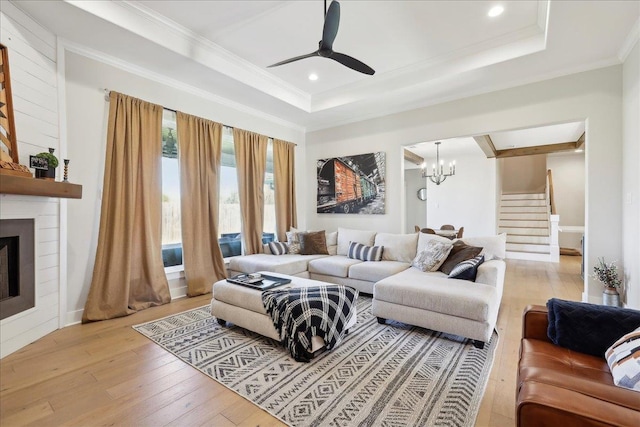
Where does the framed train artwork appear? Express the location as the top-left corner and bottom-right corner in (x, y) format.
(316, 152), (386, 214)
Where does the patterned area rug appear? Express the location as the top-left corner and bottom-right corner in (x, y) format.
(134, 296), (498, 427)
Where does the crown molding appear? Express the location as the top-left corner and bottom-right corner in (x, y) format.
(618, 16), (639, 62)
(59, 38), (306, 133)
(63, 0), (311, 111)
(305, 57), (621, 133)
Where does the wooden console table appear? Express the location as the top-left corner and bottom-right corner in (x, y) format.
(0, 174), (82, 199)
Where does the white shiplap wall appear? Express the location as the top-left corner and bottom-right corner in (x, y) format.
(0, 2), (62, 358)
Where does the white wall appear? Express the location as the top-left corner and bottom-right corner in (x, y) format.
(62, 49), (305, 324)
(546, 152), (585, 250)
(306, 65), (624, 303)
(426, 153), (497, 237)
(0, 3), (63, 358)
(404, 168), (426, 234)
(622, 39), (639, 309)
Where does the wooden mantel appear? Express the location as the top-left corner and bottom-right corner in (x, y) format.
(0, 174), (82, 199)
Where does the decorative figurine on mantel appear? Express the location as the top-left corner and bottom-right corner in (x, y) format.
(63, 159), (69, 182)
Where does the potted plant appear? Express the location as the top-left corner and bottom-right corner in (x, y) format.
(591, 257), (622, 306)
(35, 148), (59, 180)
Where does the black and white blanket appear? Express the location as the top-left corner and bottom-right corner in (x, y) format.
(262, 285), (358, 362)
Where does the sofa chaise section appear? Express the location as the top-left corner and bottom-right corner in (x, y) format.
(372, 259), (505, 346)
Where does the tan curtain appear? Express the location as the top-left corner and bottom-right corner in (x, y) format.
(83, 92), (170, 323)
(273, 139), (297, 242)
(176, 112), (227, 296)
(233, 128), (268, 254)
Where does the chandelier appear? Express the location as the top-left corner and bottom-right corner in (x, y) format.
(421, 141), (455, 185)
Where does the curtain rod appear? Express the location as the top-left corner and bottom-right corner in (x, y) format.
(103, 89), (297, 146)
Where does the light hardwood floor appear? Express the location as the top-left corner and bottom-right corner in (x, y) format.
(0, 256), (583, 427)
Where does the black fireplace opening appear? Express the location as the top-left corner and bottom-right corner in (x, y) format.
(0, 236), (20, 300)
(0, 219), (35, 320)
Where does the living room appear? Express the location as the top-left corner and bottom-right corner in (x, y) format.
(0, 1), (639, 426)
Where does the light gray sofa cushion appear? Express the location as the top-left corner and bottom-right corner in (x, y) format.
(308, 255), (362, 278)
(229, 253), (327, 275)
(374, 232), (418, 263)
(326, 231), (338, 246)
(374, 268), (498, 322)
(348, 260), (410, 282)
(337, 228), (377, 256)
(460, 233), (507, 260)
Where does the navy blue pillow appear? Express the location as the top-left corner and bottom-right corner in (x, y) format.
(448, 255), (484, 281)
(546, 298), (640, 357)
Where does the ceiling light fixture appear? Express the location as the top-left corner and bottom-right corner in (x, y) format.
(575, 149), (584, 153)
(488, 5), (504, 17)
(308, 73), (319, 81)
(421, 142), (456, 185)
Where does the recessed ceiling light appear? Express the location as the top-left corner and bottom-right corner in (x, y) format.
(308, 73), (318, 81)
(488, 5), (504, 17)
(575, 149), (584, 153)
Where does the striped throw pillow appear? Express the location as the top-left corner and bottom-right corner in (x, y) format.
(348, 241), (384, 262)
(605, 326), (640, 391)
(449, 255), (485, 281)
(268, 241), (289, 256)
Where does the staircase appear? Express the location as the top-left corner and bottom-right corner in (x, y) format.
(499, 193), (557, 261)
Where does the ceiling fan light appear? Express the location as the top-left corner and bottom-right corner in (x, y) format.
(488, 5), (504, 17)
(308, 73), (319, 81)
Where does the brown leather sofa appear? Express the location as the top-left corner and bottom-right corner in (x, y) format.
(516, 305), (640, 427)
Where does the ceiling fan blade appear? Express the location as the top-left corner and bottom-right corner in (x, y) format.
(320, 1), (340, 51)
(267, 51), (319, 68)
(329, 52), (375, 75)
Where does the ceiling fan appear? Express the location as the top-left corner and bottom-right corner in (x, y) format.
(267, 0), (375, 75)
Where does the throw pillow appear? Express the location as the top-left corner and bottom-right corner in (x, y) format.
(347, 241), (383, 261)
(299, 230), (329, 255)
(268, 241), (289, 255)
(337, 228), (377, 256)
(417, 232), (453, 254)
(546, 298), (640, 357)
(411, 240), (453, 272)
(448, 255), (485, 281)
(439, 240), (483, 275)
(286, 230), (301, 254)
(605, 326), (640, 392)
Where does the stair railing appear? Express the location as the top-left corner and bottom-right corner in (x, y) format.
(546, 169), (560, 262)
(546, 169), (556, 215)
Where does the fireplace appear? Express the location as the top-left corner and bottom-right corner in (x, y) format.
(0, 219), (35, 320)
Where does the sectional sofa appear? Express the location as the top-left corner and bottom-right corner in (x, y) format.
(227, 228), (506, 346)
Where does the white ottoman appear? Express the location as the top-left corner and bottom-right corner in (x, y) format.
(211, 271), (358, 353)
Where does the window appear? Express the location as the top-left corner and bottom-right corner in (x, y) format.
(161, 110), (182, 267)
(218, 128), (242, 257)
(161, 119), (278, 263)
(263, 140), (276, 243)
(218, 132), (276, 257)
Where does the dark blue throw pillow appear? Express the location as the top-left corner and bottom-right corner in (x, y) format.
(546, 298), (640, 358)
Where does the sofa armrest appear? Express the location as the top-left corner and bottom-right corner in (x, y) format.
(517, 381), (640, 427)
(522, 305), (551, 342)
(475, 259), (505, 288)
